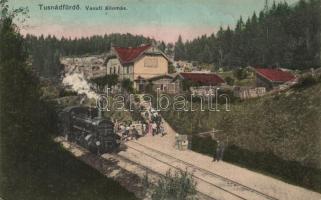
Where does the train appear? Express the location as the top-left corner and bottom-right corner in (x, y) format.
(59, 106), (121, 154)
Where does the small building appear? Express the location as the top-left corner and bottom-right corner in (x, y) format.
(173, 72), (225, 92)
(138, 74), (179, 94)
(255, 68), (296, 90)
(105, 44), (170, 89)
(233, 86), (266, 99)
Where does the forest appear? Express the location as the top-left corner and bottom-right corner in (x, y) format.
(24, 0), (320, 80)
(0, 1), (137, 199)
(24, 33), (161, 80)
(174, 0), (321, 69)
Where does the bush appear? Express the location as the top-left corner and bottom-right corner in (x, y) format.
(151, 169), (197, 200)
(233, 67), (248, 80)
(59, 89), (78, 97)
(121, 78), (134, 93)
(225, 76), (235, 86)
(91, 74), (119, 91)
(294, 75), (320, 89)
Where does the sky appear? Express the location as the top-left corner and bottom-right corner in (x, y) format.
(9, 0), (299, 43)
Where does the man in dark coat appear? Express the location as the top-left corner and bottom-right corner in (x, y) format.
(213, 140), (220, 162)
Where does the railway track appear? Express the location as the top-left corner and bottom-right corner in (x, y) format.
(112, 152), (216, 200)
(125, 140), (279, 200)
(57, 137), (215, 200)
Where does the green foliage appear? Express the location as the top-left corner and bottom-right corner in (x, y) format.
(294, 74), (321, 89)
(142, 170), (150, 190)
(91, 74), (118, 91)
(162, 82), (321, 192)
(158, 41), (166, 52)
(174, 0), (321, 69)
(24, 32), (156, 80)
(168, 63), (176, 73)
(121, 78), (134, 93)
(182, 79), (198, 91)
(0, 4), (136, 200)
(224, 76), (235, 86)
(59, 89), (78, 97)
(174, 35), (186, 61)
(233, 67), (248, 80)
(151, 169), (197, 200)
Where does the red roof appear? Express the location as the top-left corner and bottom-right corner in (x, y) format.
(256, 68), (295, 82)
(114, 45), (151, 64)
(180, 73), (225, 85)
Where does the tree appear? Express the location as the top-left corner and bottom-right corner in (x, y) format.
(225, 76), (235, 86)
(174, 35), (186, 61)
(1, 1), (56, 197)
(233, 67), (248, 80)
(168, 63), (176, 73)
(158, 41), (166, 52)
(182, 79), (196, 91)
(91, 74), (118, 92)
(121, 78), (134, 93)
(176, 0), (320, 69)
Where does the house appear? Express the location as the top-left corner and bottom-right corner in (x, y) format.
(255, 68), (296, 90)
(105, 44), (170, 89)
(174, 72), (225, 86)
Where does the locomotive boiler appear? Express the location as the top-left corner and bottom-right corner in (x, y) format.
(60, 106), (121, 154)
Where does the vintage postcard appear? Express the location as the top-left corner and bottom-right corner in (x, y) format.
(1, 0), (320, 199)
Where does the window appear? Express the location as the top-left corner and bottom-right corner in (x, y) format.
(144, 57), (158, 68)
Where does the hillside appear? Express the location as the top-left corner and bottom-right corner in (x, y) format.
(161, 81), (321, 191)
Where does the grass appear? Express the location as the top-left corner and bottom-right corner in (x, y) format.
(161, 81), (321, 193)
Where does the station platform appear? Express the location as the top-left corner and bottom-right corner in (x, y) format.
(126, 119), (321, 200)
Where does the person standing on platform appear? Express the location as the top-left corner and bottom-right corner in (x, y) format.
(152, 122), (157, 136)
(142, 123), (147, 135)
(160, 125), (165, 137)
(218, 141), (225, 161)
(148, 120), (153, 135)
(213, 140), (220, 162)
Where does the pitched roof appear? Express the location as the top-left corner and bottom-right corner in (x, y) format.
(179, 72), (225, 85)
(146, 74), (175, 81)
(256, 68), (295, 82)
(113, 45), (151, 64)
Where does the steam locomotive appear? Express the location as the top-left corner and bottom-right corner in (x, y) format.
(60, 106), (121, 154)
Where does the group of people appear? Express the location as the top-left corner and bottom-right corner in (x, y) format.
(142, 109), (166, 137)
(114, 120), (141, 141)
(113, 107), (166, 142)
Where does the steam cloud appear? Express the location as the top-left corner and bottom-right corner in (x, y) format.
(61, 62), (98, 99)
